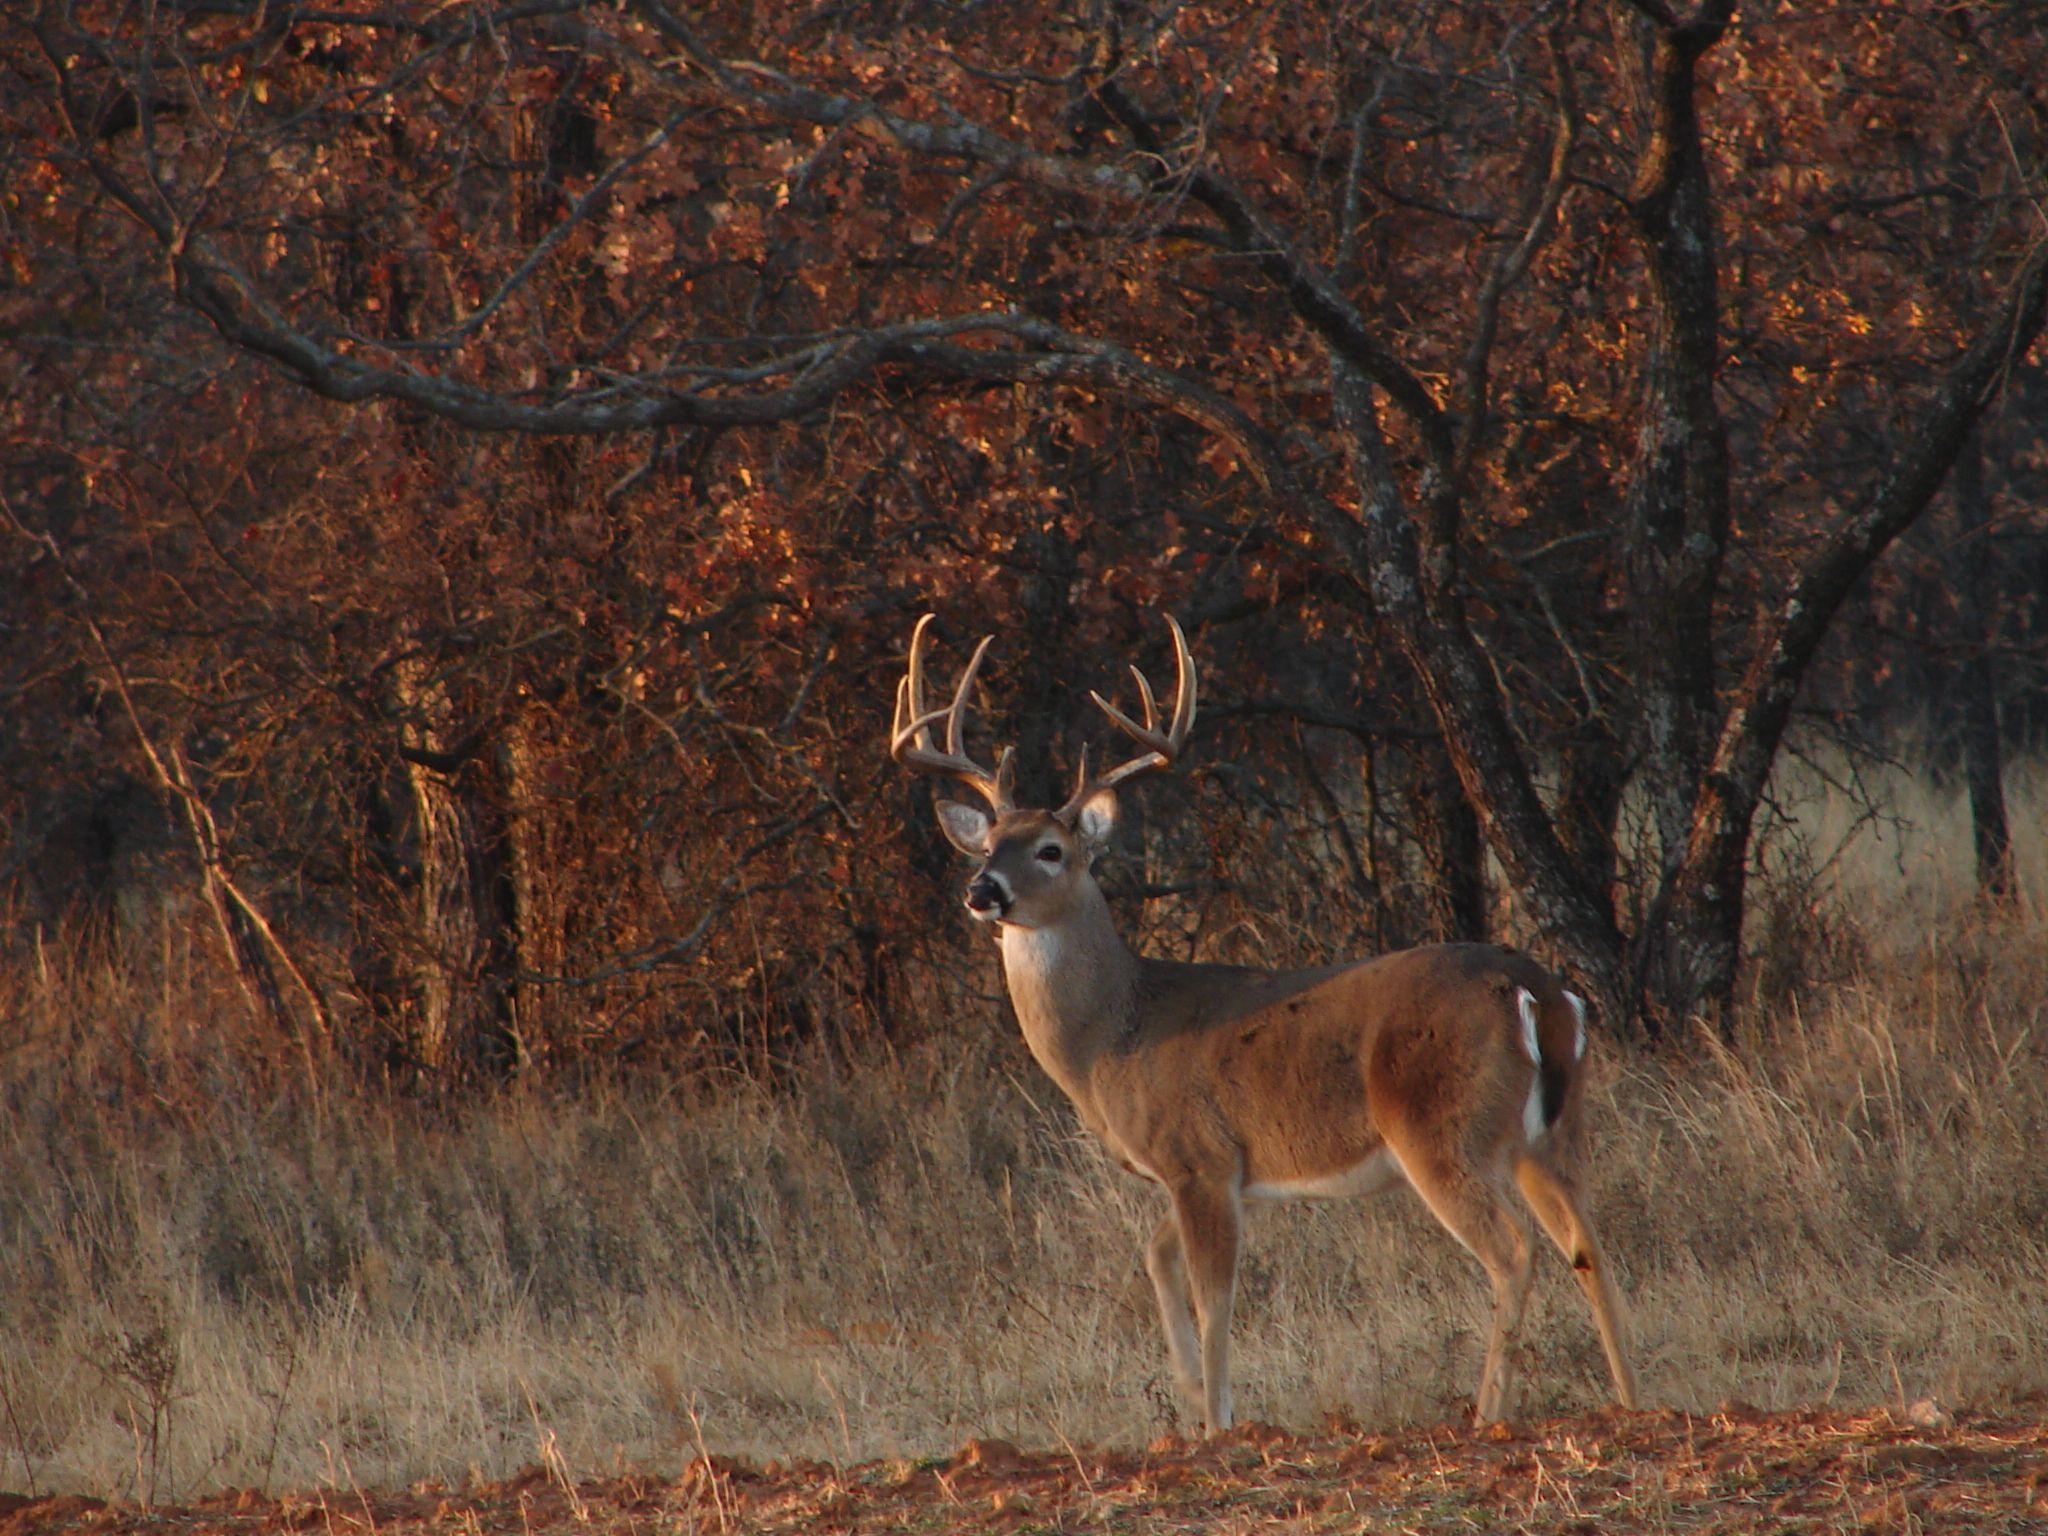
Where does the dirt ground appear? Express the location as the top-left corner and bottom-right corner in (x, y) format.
(5, 1403), (2044, 1535)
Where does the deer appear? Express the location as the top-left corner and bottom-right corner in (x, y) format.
(890, 611), (1639, 1434)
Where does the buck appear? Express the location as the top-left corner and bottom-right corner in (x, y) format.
(891, 612), (1639, 1432)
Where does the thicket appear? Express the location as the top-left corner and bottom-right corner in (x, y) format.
(5, 2), (2047, 1077)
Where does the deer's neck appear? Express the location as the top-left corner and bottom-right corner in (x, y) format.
(997, 882), (1138, 1106)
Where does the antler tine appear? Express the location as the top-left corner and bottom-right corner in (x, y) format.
(889, 616), (1016, 813)
(1131, 664), (1162, 734)
(890, 613), (937, 749)
(890, 633), (992, 751)
(945, 635), (993, 757)
(1062, 614), (1199, 814)
(903, 612), (934, 730)
(891, 614), (957, 753)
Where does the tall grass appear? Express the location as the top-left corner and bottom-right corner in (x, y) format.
(1, 762), (2044, 1500)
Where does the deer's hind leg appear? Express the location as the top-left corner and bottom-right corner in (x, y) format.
(1514, 1153), (1638, 1409)
(1386, 1140), (1537, 1424)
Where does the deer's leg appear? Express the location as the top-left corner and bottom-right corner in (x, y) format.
(1515, 1154), (1639, 1409)
(1169, 1179), (1242, 1433)
(1144, 1210), (1204, 1410)
(1393, 1148), (1535, 1424)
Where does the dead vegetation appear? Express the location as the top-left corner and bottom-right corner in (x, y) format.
(0, 766), (2045, 1507)
(3, 1407), (2045, 1534)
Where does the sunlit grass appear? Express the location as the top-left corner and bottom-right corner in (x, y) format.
(0, 762), (2043, 1499)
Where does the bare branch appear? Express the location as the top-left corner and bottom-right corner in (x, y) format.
(375, 109), (690, 353)
(1455, 25), (1578, 480)
(1090, 72), (1453, 465)
(624, 0), (1151, 204)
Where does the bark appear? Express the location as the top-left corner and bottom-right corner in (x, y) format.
(1013, 522), (1082, 811)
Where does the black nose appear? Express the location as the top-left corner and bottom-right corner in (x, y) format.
(965, 874), (1008, 914)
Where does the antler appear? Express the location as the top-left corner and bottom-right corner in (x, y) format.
(1059, 614), (1198, 818)
(890, 614), (1016, 813)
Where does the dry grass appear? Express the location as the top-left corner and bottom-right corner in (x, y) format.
(1, 763), (2045, 1502)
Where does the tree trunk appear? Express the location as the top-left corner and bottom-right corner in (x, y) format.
(1618, 6), (1734, 874)
(496, 711), (558, 1060)
(1413, 736), (1489, 943)
(1554, 721), (1626, 932)
(1643, 240), (2048, 1028)
(1632, 821), (1747, 1035)
(1950, 431), (2014, 900)
(391, 654), (517, 1080)
(1326, 358), (1632, 1019)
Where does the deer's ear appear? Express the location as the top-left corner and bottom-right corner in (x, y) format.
(935, 799), (991, 857)
(1070, 785), (1119, 850)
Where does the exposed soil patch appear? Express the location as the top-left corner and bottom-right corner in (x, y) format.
(7, 1406), (2044, 1534)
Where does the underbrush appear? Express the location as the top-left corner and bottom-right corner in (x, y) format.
(2, 768), (2045, 1500)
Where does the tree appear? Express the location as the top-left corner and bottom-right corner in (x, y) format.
(6, 0), (2044, 1040)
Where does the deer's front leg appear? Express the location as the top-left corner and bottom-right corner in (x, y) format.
(1168, 1177), (1242, 1432)
(1144, 1211), (1203, 1412)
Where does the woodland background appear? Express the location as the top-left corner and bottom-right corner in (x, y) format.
(3, 0), (2048, 1502)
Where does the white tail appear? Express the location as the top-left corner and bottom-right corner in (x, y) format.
(893, 613), (1638, 1431)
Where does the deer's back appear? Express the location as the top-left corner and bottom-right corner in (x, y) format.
(1099, 944), (1569, 1189)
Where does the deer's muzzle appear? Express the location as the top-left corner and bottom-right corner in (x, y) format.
(964, 871), (1010, 920)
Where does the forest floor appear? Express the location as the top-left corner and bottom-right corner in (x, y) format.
(5, 1403), (2045, 1536)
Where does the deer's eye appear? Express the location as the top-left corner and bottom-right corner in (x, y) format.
(1035, 844), (1063, 864)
